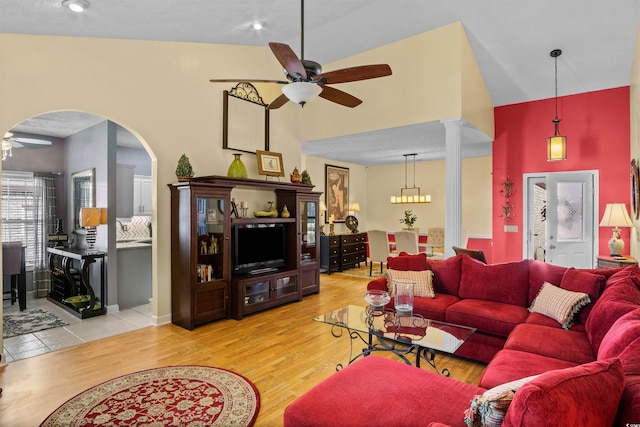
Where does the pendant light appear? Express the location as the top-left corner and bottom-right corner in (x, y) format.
(547, 49), (567, 161)
(390, 154), (431, 204)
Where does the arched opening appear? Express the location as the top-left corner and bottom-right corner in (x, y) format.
(2, 111), (156, 362)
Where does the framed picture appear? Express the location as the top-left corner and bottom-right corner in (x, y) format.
(632, 159), (640, 220)
(256, 150), (285, 177)
(325, 164), (349, 223)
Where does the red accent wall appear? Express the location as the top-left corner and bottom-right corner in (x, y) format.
(492, 86), (630, 263)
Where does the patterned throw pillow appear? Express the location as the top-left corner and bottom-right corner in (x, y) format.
(464, 375), (540, 427)
(386, 269), (435, 298)
(529, 282), (591, 329)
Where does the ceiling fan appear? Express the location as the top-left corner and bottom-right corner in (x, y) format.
(209, 0), (392, 110)
(2, 132), (52, 160)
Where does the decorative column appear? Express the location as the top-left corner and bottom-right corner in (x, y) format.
(441, 119), (464, 257)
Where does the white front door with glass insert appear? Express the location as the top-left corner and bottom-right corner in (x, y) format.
(524, 171), (598, 268)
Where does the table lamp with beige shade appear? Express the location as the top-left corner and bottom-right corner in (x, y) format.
(599, 203), (634, 256)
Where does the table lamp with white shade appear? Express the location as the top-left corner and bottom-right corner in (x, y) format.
(599, 203), (634, 256)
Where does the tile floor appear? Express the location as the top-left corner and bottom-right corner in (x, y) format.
(3, 296), (154, 363)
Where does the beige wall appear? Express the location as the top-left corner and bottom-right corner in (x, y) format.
(364, 156), (492, 237)
(300, 22), (494, 142)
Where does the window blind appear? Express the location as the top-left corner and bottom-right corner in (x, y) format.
(2, 170), (35, 268)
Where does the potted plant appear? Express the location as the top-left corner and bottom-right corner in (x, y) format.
(175, 154), (194, 181)
(399, 210), (417, 230)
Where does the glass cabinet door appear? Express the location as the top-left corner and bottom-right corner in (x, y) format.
(196, 196), (225, 282)
(300, 200), (317, 265)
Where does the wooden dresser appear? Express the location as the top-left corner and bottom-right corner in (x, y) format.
(321, 232), (367, 273)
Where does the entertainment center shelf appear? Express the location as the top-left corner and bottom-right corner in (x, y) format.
(169, 176), (321, 329)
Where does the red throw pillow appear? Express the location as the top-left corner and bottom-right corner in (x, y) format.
(426, 254), (463, 295)
(459, 257), (529, 306)
(527, 260), (568, 304)
(560, 268), (605, 324)
(387, 253), (428, 271)
(504, 358), (625, 427)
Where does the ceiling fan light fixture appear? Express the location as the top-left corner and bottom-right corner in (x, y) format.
(281, 82), (322, 106)
(62, 0), (89, 13)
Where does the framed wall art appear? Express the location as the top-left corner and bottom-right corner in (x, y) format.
(632, 159), (639, 220)
(256, 150), (285, 177)
(325, 164), (349, 223)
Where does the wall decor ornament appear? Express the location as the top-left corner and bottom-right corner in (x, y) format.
(499, 174), (515, 222)
(325, 164), (349, 222)
(631, 159), (639, 220)
(256, 150), (285, 177)
(226, 153), (248, 178)
(290, 167), (302, 183)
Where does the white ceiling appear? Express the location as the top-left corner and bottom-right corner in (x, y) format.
(3, 0), (640, 164)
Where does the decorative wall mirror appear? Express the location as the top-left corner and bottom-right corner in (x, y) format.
(71, 168), (96, 231)
(222, 82), (270, 154)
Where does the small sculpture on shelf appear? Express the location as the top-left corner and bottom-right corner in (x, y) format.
(290, 167), (302, 183)
(281, 205), (290, 218)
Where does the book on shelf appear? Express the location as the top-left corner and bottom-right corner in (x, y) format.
(197, 264), (214, 282)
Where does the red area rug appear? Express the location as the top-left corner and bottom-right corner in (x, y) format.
(41, 366), (260, 426)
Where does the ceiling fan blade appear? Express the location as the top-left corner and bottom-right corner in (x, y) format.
(267, 93), (290, 110)
(317, 64), (392, 85)
(11, 137), (52, 146)
(269, 42), (307, 81)
(209, 78), (288, 85)
(318, 86), (362, 108)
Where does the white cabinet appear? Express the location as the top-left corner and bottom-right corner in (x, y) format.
(116, 164), (135, 218)
(134, 175), (152, 216)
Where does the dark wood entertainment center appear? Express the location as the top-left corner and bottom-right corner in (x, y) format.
(168, 176), (321, 329)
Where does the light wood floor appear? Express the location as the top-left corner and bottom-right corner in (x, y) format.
(0, 268), (486, 426)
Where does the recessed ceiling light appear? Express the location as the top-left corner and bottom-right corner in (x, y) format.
(62, 0), (90, 13)
(251, 22), (263, 30)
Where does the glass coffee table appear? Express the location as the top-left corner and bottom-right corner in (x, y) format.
(314, 305), (476, 375)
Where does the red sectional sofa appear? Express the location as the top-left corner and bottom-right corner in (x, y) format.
(283, 254), (640, 426)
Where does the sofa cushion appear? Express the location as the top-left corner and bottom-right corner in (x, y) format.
(604, 264), (640, 288)
(464, 374), (539, 427)
(446, 299), (529, 338)
(479, 349), (577, 389)
(616, 374), (640, 426)
(426, 254), (462, 295)
(528, 282), (590, 329)
(283, 356), (485, 427)
(527, 260), (568, 304)
(585, 278), (640, 352)
(524, 312), (586, 332)
(598, 308), (640, 361)
(413, 293), (460, 321)
(560, 268), (605, 324)
(503, 323), (595, 365)
(459, 258), (529, 307)
(502, 358), (624, 427)
(387, 252), (429, 271)
(387, 268), (435, 298)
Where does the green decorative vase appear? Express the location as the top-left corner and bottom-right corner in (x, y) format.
(227, 153), (248, 178)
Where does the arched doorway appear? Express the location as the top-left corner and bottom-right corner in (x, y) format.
(1, 111), (155, 363)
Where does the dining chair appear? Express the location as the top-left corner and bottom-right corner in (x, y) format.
(395, 230), (420, 255)
(452, 245), (488, 264)
(367, 230), (395, 276)
(2, 241), (27, 311)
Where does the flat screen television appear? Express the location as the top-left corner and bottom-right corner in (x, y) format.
(233, 223), (286, 274)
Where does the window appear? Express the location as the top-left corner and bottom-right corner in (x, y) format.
(2, 171), (35, 268)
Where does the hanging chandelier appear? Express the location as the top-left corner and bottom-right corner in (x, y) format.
(390, 154), (431, 204)
(547, 49), (567, 161)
